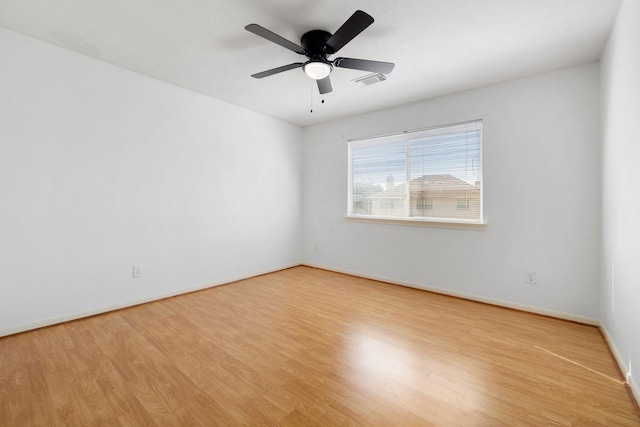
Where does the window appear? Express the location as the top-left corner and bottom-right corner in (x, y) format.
(457, 199), (469, 210)
(416, 198), (433, 210)
(380, 199), (394, 209)
(348, 120), (483, 225)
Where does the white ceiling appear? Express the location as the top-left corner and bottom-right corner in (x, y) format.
(0, 0), (622, 127)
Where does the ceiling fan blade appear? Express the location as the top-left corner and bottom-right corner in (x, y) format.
(333, 57), (395, 74)
(251, 63), (303, 79)
(245, 24), (305, 55)
(325, 10), (374, 54)
(317, 76), (333, 94)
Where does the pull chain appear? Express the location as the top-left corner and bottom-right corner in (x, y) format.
(310, 84), (326, 113)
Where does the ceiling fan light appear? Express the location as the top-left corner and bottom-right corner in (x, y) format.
(303, 61), (331, 80)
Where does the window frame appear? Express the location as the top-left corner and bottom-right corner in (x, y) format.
(347, 120), (485, 230)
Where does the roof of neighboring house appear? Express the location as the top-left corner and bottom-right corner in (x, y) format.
(356, 174), (480, 200)
(410, 174), (480, 198)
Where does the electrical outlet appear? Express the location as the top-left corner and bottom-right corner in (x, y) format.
(526, 271), (537, 285)
(314, 242), (320, 251)
(133, 264), (144, 278)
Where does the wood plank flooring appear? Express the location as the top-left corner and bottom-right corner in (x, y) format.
(1, 266), (638, 426)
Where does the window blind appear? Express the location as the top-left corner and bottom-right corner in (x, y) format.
(348, 120), (483, 224)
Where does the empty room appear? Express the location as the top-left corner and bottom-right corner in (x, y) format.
(1, 0), (639, 425)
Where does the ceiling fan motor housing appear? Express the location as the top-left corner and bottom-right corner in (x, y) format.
(301, 30), (333, 58)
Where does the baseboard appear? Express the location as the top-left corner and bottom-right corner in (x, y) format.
(302, 262), (600, 326)
(3, 261), (599, 336)
(0, 262), (300, 338)
(0, 260), (602, 334)
(599, 324), (640, 410)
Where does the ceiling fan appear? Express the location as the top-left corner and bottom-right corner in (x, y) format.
(245, 10), (395, 95)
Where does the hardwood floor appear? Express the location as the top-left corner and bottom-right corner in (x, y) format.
(1, 266), (638, 426)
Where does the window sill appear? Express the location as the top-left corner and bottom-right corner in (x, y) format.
(345, 215), (486, 230)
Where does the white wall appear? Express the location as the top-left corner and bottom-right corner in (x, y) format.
(302, 63), (601, 321)
(0, 28), (302, 335)
(600, 0), (640, 399)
